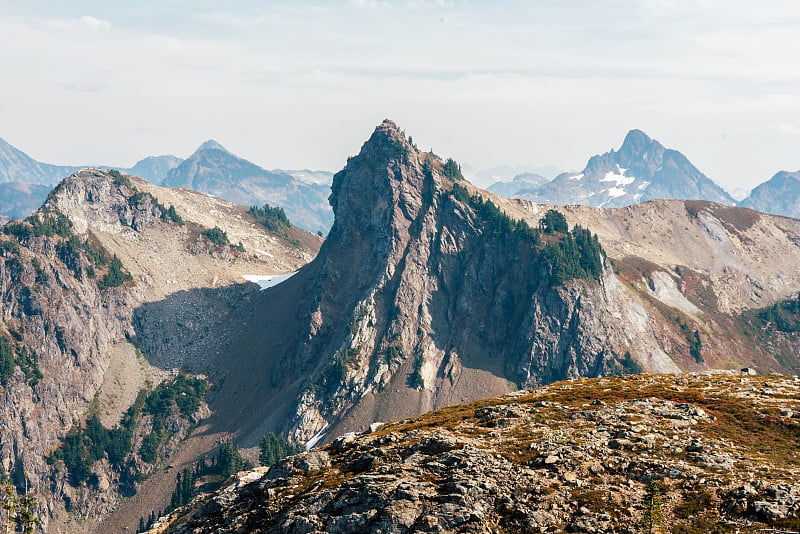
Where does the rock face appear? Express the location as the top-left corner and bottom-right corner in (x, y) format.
(510, 130), (735, 207)
(162, 140), (333, 234)
(154, 373), (800, 533)
(738, 170), (800, 219)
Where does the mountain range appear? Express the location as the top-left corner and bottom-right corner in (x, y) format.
(1, 122), (800, 531)
(486, 172), (550, 197)
(0, 138), (334, 233)
(161, 140), (333, 234)
(503, 129), (736, 207)
(2, 131), (798, 234)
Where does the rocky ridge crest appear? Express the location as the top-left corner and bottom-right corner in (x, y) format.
(152, 373), (800, 533)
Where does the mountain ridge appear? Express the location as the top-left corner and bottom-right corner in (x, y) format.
(162, 141), (333, 233)
(738, 169), (800, 219)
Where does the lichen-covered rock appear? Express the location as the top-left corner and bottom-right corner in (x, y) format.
(156, 374), (800, 533)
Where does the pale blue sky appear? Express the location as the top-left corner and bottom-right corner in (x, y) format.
(1, 0), (799, 191)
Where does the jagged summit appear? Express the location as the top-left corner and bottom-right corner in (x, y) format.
(515, 129), (734, 207)
(329, 119), (417, 222)
(195, 139), (227, 153)
(617, 128), (660, 160)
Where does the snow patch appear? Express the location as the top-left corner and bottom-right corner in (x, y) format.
(305, 422), (329, 451)
(569, 173), (584, 180)
(606, 187), (627, 198)
(601, 168), (634, 187)
(243, 271), (297, 290)
(638, 181), (650, 190)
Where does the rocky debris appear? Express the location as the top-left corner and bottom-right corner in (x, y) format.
(154, 373), (800, 533)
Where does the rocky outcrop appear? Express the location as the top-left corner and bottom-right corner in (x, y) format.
(191, 120), (800, 454)
(153, 373), (800, 533)
(227, 121), (683, 449)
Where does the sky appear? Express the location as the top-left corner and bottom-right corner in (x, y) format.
(0, 1), (799, 193)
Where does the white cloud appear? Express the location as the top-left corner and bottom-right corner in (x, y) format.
(37, 15), (111, 32)
(348, 0), (388, 7)
(80, 15), (111, 31)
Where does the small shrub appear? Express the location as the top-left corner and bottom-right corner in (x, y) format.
(139, 433), (162, 464)
(540, 209), (568, 234)
(164, 205), (184, 226)
(200, 226), (229, 246)
(689, 330), (703, 363)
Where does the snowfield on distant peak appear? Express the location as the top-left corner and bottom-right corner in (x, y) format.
(601, 168), (635, 187)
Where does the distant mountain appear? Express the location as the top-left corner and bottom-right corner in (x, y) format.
(728, 186), (751, 202)
(0, 182), (52, 223)
(0, 137), (80, 185)
(517, 130), (735, 207)
(487, 172), (550, 197)
(284, 169), (334, 186)
(124, 155), (183, 184)
(162, 140), (333, 233)
(738, 170), (800, 219)
(463, 163), (563, 188)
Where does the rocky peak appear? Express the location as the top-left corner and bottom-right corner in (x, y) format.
(328, 119), (427, 245)
(195, 139), (227, 153)
(47, 168), (173, 235)
(516, 128), (734, 207)
(615, 129), (666, 177)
